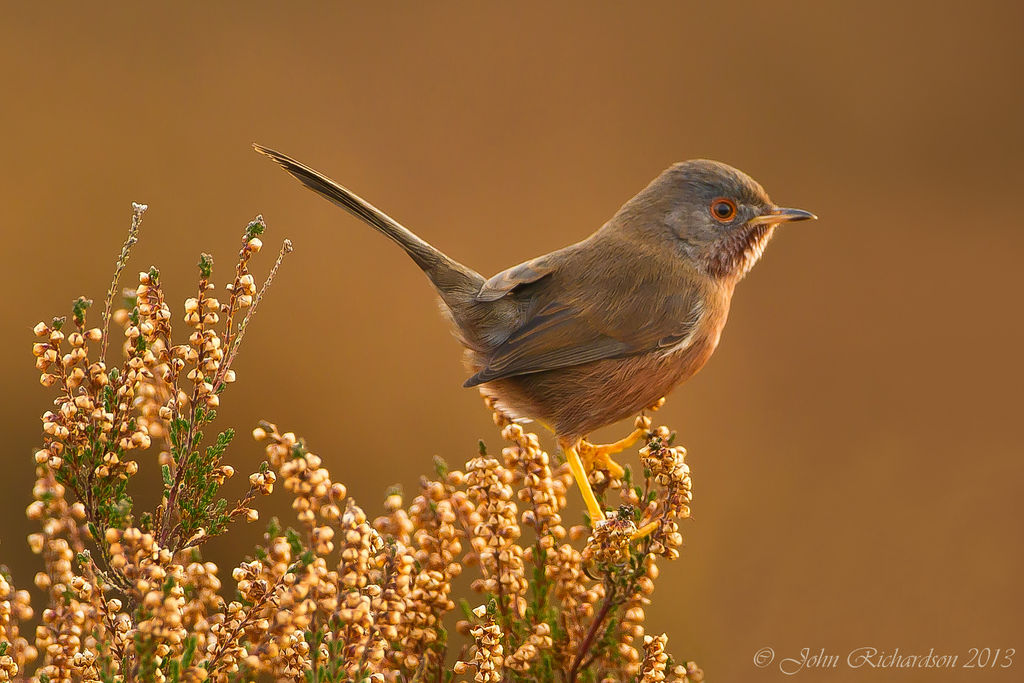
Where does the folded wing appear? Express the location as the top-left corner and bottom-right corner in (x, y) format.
(465, 269), (703, 386)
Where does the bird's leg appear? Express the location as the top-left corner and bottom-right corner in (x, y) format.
(632, 519), (660, 540)
(559, 437), (606, 523)
(578, 416), (653, 478)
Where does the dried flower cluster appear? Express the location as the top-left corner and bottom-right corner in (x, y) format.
(2, 204), (705, 682)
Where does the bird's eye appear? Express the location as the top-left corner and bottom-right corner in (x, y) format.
(710, 198), (737, 222)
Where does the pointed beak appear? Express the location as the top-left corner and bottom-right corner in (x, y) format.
(748, 207), (817, 226)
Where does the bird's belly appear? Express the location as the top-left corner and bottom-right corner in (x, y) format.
(477, 331), (721, 440)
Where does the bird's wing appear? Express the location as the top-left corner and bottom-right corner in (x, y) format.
(464, 286), (704, 387)
(476, 253), (560, 302)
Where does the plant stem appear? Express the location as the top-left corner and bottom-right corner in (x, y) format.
(100, 203), (145, 362)
(567, 582), (617, 683)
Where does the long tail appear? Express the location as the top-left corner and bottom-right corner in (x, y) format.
(253, 144), (484, 301)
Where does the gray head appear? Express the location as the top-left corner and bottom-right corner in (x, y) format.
(623, 159), (815, 280)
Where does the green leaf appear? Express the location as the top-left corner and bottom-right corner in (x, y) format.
(434, 454), (450, 477)
(265, 516), (281, 539)
(72, 296), (93, 326)
(198, 253), (214, 279)
(205, 429), (235, 462)
(245, 216), (266, 239)
(285, 528), (305, 556)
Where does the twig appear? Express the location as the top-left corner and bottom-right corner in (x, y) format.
(205, 570), (290, 676)
(100, 203), (146, 361)
(567, 582), (617, 683)
(218, 217), (262, 356)
(213, 238), (292, 394)
(159, 261), (213, 549)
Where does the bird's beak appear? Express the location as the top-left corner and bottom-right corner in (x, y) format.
(748, 207), (817, 226)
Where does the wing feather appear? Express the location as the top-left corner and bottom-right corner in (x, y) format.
(464, 287), (704, 387)
(476, 253), (559, 302)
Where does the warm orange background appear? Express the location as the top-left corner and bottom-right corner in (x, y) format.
(2, 3), (1022, 681)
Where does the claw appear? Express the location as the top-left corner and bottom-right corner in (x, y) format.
(579, 442), (626, 478)
(578, 424), (650, 478)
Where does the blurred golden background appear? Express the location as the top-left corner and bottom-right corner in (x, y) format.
(2, 2), (1022, 680)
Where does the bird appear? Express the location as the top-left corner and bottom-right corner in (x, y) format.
(254, 144), (815, 535)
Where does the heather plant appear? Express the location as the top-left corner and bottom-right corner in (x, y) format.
(1, 204), (705, 682)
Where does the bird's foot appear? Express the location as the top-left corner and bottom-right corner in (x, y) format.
(579, 416), (653, 478)
(578, 441), (627, 479)
(560, 415), (659, 536)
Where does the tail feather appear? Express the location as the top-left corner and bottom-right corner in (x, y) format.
(253, 144), (483, 298)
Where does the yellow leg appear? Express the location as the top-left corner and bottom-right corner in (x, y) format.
(632, 519), (660, 540)
(578, 427), (649, 478)
(560, 438), (606, 523)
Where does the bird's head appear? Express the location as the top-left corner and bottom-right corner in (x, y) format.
(632, 159), (816, 281)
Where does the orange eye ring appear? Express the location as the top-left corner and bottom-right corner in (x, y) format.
(710, 198), (736, 222)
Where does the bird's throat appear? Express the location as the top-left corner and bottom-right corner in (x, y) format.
(704, 224), (776, 280)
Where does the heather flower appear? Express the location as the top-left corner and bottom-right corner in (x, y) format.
(3, 202), (706, 682)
